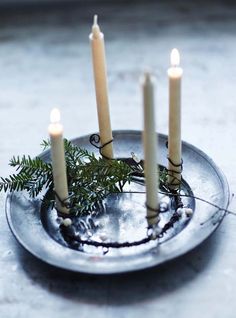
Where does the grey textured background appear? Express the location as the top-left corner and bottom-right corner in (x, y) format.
(0, 1), (236, 317)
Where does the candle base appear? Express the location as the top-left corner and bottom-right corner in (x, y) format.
(167, 156), (183, 189)
(6, 130), (229, 274)
(89, 133), (114, 159)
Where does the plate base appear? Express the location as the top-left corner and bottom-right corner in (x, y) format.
(42, 166), (195, 257)
(6, 130), (229, 274)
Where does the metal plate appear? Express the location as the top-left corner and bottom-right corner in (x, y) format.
(5, 130), (230, 274)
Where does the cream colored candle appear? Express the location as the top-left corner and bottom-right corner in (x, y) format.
(89, 15), (113, 159)
(142, 72), (159, 227)
(48, 108), (69, 214)
(167, 48), (183, 188)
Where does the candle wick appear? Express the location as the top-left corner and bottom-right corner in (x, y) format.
(144, 71), (151, 80)
(142, 71), (154, 86)
(92, 14), (101, 38)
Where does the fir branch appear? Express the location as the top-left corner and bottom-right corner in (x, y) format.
(1, 155), (52, 197)
(62, 140), (134, 214)
(1, 138), (170, 216)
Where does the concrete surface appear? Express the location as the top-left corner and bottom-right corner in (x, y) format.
(0, 1), (236, 317)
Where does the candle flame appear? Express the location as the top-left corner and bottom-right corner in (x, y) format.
(50, 108), (61, 124)
(93, 14), (98, 26)
(171, 48), (180, 67)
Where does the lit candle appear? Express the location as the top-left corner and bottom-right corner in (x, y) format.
(89, 15), (113, 159)
(142, 72), (160, 227)
(167, 48), (183, 188)
(48, 108), (69, 214)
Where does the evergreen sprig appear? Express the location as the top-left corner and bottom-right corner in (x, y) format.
(0, 140), (137, 215)
(1, 155), (52, 197)
(63, 139), (134, 214)
(0, 139), (169, 216)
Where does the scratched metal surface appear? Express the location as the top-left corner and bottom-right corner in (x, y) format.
(8, 131), (228, 274)
(0, 1), (236, 317)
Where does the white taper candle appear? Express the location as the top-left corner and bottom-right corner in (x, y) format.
(48, 108), (69, 214)
(142, 72), (160, 227)
(89, 15), (113, 159)
(168, 48), (183, 188)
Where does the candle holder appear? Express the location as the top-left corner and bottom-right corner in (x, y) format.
(6, 130), (229, 274)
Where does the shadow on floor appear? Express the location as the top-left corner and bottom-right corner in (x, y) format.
(16, 230), (220, 305)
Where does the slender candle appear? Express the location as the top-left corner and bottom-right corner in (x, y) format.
(142, 72), (160, 227)
(48, 108), (69, 214)
(167, 48), (183, 188)
(89, 15), (113, 159)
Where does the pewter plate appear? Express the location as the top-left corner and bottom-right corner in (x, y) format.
(5, 130), (230, 274)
